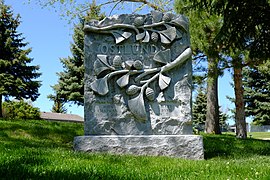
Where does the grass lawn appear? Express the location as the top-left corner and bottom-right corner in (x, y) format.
(0, 119), (270, 179)
(248, 132), (270, 139)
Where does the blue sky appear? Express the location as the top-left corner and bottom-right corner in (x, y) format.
(4, 0), (237, 124)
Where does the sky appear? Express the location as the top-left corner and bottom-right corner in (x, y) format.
(4, 0), (237, 124)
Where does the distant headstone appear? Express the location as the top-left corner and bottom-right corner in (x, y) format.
(74, 11), (204, 160)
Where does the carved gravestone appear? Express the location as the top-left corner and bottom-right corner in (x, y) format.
(74, 11), (204, 159)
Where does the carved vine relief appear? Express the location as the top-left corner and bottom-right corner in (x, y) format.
(84, 11), (192, 121)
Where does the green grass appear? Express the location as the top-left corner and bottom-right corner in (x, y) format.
(248, 132), (270, 139)
(1, 119), (270, 179)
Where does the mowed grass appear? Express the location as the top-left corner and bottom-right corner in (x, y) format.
(0, 119), (270, 179)
(249, 132), (270, 139)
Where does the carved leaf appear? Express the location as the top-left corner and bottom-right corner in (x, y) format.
(159, 27), (177, 43)
(121, 31), (132, 39)
(153, 49), (171, 64)
(176, 29), (183, 39)
(124, 60), (134, 69)
(136, 31), (146, 41)
(90, 76), (109, 96)
(170, 15), (189, 32)
(112, 32), (125, 44)
(117, 73), (130, 88)
(151, 10), (163, 23)
(94, 55), (112, 76)
(97, 55), (111, 67)
(159, 33), (171, 44)
(159, 73), (171, 90)
(142, 30), (150, 43)
(128, 92), (147, 121)
(112, 30), (132, 44)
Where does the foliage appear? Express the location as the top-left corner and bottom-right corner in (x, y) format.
(193, 86), (229, 133)
(48, 93), (67, 113)
(2, 100), (40, 120)
(49, 2), (103, 106)
(192, 87), (207, 131)
(175, 0), (223, 134)
(243, 61), (270, 125)
(177, 0), (270, 138)
(181, 0), (270, 60)
(28, 0), (173, 20)
(1, 119), (270, 179)
(0, 2), (41, 116)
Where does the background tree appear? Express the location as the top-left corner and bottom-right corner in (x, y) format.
(0, 1), (41, 117)
(49, 2), (103, 106)
(193, 85), (228, 133)
(175, 0), (223, 134)
(192, 86), (207, 132)
(48, 89), (67, 113)
(178, 0), (270, 138)
(243, 61), (270, 125)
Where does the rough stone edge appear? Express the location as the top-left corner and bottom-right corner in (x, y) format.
(74, 135), (204, 160)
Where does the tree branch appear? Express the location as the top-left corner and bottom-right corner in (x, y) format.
(121, 0), (161, 11)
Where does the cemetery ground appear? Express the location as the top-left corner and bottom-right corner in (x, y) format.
(0, 119), (270, 179)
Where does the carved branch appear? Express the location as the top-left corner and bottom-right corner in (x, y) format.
(140, 73), (159, 86)
(84, 24), (140, 34)
(135, 67), (161, 82)
(142, 21), (166, 28)
(161, 47), (192, 73)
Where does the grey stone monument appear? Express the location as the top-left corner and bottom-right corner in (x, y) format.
(74, 11), (204, 160)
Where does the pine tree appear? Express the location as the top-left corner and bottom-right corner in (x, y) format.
(49, 2), (103, 106)
(193, 86), (228, 132)
(0, 1), (41, 117)
(193, 87), (207, 131)
(48, 89), (67, 113)
(175, 0), (223, 134)
(243, 62), (270, 125)
(180, 0), (270, 139)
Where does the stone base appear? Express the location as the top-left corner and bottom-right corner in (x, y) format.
(74, 135), (204, 160)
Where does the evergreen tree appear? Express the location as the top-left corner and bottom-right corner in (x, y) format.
(243, 62), (270, 125)
(193, 86), (228, 132)
(175, 0), (223, 134)
(0, 1), (41, 117)
(192, 87), (207, 132)
(180, 0), (270, 139)
(48, 89), (67, 113)
(49, 2), (103, 106)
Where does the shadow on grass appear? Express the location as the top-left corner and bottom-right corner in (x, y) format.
(203, 134), (270, 159)
(0, 119), (84, 149)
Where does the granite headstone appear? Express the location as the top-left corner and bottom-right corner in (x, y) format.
(74, 11), (204, 159)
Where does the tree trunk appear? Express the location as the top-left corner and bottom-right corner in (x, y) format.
(233, 66), (247, 138)
(205, 58), (221, 134)
(0, 94), (2, 118)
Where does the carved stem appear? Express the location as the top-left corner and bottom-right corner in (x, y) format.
(107, 69), (143, 79)
(135, 67), (161, 82)
(142, 21), (166, 28)
(161, 47), (192, 73)
(140, 73), (159, 87)
(107, 69), (129, 79)
(84, 24), (140, 34)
